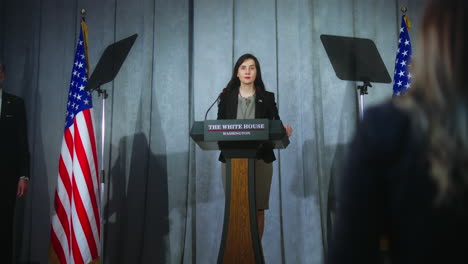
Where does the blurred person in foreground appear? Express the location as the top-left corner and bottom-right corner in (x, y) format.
(328, 0), (468, 263)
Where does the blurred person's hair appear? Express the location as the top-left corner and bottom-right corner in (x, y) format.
(396, 0), (468, 203)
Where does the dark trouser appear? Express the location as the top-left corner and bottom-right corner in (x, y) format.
(1, 175), (18, 264)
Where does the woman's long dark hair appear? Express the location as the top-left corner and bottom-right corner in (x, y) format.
(224, 53), (266, 92)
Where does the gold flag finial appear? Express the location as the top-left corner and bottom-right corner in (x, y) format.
(401, 8), (411, 31)
(81, 9), (86, 17)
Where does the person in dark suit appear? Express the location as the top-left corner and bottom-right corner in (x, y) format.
(217, 53), (292, 238)
(328, 0), (468, 263)
(0, 63), (30, 264)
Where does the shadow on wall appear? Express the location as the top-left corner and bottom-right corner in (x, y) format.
(324, 80), (359, 260)
(325, 144), (348, 255)
(297, 139), (349, 262)
(14, 61), (51, 264)
(103, 133), (169, 264)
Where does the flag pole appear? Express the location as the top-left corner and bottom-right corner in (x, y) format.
(81, 8), (107, 263)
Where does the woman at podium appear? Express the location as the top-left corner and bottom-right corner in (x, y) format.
(217, 53), (292, 238)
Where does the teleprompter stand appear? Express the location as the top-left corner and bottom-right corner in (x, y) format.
(84, 33), (138, 262)
(86, 33), (138, 97)
(320, 34), (391, 120)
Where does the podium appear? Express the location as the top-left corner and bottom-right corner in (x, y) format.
(190, 119), (289, 264)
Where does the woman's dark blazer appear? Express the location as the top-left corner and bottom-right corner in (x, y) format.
(217, 87), (280, 163)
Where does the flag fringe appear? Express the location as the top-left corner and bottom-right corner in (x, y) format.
(48, 243), (60, 264)
(49, 243), (101, 264)
(404, 15), (411, 31)
(89, 258), (101, 264)
(81, 19), (91, 74)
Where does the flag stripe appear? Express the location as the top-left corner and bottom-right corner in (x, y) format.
(71, 176), (95, 263)
(83, 109), (101, 226)
(75, 111), (100, 235)
(51, 227), (67, 264)
(51, 200), (69, 263)
(83, 109), (99, 183)
(71, 219), (83, 264)
(74, 114), (99, 221)
(52, 214), (71, 263)
(73, 116), (99, 257)
(53, 190), (70, 244)
(57, 157), (71, 208)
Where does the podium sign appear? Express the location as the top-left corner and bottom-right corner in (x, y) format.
(191, 119), (288, 150)
(204, 119), (269, 141)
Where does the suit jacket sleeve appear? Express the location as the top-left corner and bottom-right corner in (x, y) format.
(17, 97), (30, 179)
(269, 92), (280, 120)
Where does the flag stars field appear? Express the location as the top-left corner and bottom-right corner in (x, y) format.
(393, 15), (413, 96)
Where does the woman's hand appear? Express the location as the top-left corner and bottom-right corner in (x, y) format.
(284, 125), (293, 137)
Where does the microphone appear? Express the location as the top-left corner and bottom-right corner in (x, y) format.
(204, 92), (222, 120)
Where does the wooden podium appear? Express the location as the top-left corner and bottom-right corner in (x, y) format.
(190, 119), (289, 264)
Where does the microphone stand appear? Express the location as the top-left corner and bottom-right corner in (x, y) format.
(204, 92), (222, 120)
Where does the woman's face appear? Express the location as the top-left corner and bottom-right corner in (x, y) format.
(237, 58), (257, 86)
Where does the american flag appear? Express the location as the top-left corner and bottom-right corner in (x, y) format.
(50, 18), (101, 264)
(392, 15), (412, 96)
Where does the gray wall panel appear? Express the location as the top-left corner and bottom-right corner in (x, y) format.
(277, 0), (324, 263)
(234, 0), (278, 94)
(153, 0), (190, 263)
(34, 0), (77, 262)
(193, 0), (233, 262)
(353, 0), (399, 107)
(104, 0), (156, 263)
(5, 0), (44, 262)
